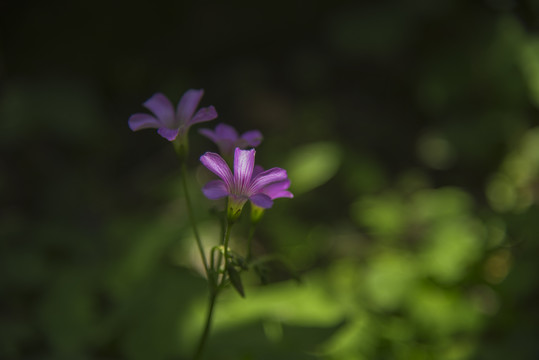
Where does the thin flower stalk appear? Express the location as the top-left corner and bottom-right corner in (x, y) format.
(194, 292), (218, 360)
(180, 162), (210, 278)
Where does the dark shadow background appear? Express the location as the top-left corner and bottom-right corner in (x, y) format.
(2, 0), (539, 359)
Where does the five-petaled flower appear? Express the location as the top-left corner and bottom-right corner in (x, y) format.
(199, 123), (263, 159)
(200, 148), (291, 220)
(128, 89), (217, 141)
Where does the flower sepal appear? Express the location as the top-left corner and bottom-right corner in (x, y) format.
(250, 204), (265, 224)
(173, 136), (189, 162)
(227, 198), (245, 223)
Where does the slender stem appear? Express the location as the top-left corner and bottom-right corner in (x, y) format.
(193, 291), (218, 360)
(193, 216), (232, 359)
(180, 162), (210, 278)
(219, 219), (233, 286)
(210, 247), (216, 274)
(213, 210), (226, 282)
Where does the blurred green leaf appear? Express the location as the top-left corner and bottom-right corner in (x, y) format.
(420, 220), (483, 284)
(351, 191), (406, 239)
(286, 142), (342, 195)
(407, 284), (482, 338)
(411, 187), (472, 223)
(363, 251), (419, 310)
(211, 272), (344, 332)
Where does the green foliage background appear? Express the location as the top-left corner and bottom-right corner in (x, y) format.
(2, 0), (539, 359)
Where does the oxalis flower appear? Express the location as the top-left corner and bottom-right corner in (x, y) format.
(199, 123), (263, 159)
(200, 148), (290, 221)
(128, 89), (217, 141)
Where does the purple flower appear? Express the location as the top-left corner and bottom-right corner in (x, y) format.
(200, 148), (289, 218)
(128, 89), (218, 141)
(199, 123), (263, 158)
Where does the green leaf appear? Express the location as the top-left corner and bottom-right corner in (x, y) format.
(227, 266), (245, 298)
(286, 142), (342, 194)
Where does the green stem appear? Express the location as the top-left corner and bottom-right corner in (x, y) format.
(193, 216), (233, 359)
(219, 219), (233, 286)
(180, 162), (210, 278)
(193, 291), (218, 360)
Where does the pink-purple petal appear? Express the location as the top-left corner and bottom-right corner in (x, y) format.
(252, 165), (264, 178)
(189, 106), (218, 126)
(275, 190), (293, 199)
(250, 194), (273, 209)
(199, 128), (219, 143)
(241, 130), (263, 147)
(250, 168), (289, 191)
(128, 113), (162, 131)
(157, 127), (180, 141)
(200, 152), (234, 187)
(202, 180), (229, 199)
(233, 148), (255, 193)
(143, 93), (176, 128)
(263, 179), (293, 199)
(215, 123), (239, 140)
(176, 89), (204, 124)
